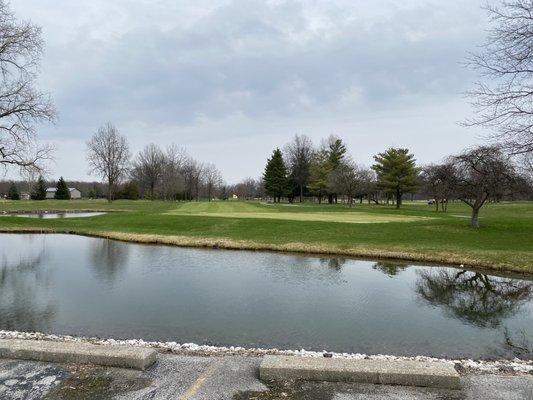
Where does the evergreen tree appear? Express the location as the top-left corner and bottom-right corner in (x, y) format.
(308, 150), (330, 204)
(7, 181), (19, 200)
(372, 148), (419, 209)
(119, 181), (140, 200)
(30, 176), (47, 200)
(263, 148), (289, 202)
(54, 177), (71, 200)
(327, 137), (347, 169)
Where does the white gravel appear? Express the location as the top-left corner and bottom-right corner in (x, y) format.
(0, 329), (531, 375)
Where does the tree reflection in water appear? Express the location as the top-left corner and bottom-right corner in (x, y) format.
(415, 269), (532, 328)
(0, 250), (55, 332)
(372, 261), (408, 277)
(319, 258), (346, 270)
(90, 239), (130, 283)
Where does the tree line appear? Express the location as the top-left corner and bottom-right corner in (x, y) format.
(261, 134), (532, 227)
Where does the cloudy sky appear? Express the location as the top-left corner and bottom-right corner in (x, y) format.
(12, 0), (490, 183)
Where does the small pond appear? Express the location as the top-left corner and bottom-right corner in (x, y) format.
(0, 233), (531, 359)
(1, 212), (106, 219)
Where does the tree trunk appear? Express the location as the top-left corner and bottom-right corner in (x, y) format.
(107, 179), (113, 203)
(471, 207), (480, 228)
(396, 188), (401, 209)
(435, 198), (439, 212)
(299, 185), (303, 203)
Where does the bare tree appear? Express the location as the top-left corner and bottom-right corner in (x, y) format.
(327, 160), (361, 207)
(203, 163), (222, 201)
(284, 134), (314, 202)
(181, 158), (204, 201)
(131, 143), (165, 199)
(466, 1), (533, 154)
(449, 145), (520, 228)
(86, 123), (130, 202)
(160, 144), (186, 200)
(421, 164), (456, 212)
(0, 1), (56, 173)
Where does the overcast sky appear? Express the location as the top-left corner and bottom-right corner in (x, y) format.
(11, 0), (490, 183)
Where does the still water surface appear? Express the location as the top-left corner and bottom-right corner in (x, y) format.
(0, 233), (531, 359)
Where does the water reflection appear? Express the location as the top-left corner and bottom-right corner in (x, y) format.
(415, 270), (532, 328)
(319, 257), (346, 270)
(89, 239), (130, 283)
(372, 261), (408, 277)
(0, 250), (55, 331)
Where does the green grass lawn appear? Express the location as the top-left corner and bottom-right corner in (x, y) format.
(0, 199), (532, 273)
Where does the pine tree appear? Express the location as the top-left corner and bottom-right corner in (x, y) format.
(263, 148), (289, 202)
(372, 148), (419, 209)
(54, 177), (71, 200)
(7, 181), (19, 200)
(308, 150), (330, 204)
(31, 176), (47, 200)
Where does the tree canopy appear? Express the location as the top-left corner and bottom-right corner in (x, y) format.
(263, 148), (289, 202)
(54, 177), (70, 200)
(372, 148), (419, 208)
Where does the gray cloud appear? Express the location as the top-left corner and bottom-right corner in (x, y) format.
(11, 0), (489, 182)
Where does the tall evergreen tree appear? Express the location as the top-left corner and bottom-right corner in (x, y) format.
(325, 135), (347, 203)
(372, 148), (419, 209)
(54, 177), (71, 200)
(7, 181), (19, 200)
(263, 148), (289, 202)
(31, 176), (47, 200)
(308, 150), (330, 204)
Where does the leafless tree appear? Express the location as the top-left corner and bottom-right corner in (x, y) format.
(181, 158), (204, 201)
(449, 145), (520, 227)
(203, 163), (222, 201)
(465, 1), (533, 154)
(131, 143), (165, 199)
(284, 134), (314, 202)
(160, 144), (186, 200)
(0, 1), (56, 173)
(421, 164), (456, 211)
(86, 123), (130, 202)
(232, 177), (260, 200)
(327, 160), (361, 207)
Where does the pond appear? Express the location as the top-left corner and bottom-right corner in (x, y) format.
(0, 233), (531, 359)
(1, 212), (106, 219)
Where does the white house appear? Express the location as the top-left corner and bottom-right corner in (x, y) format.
(46, 187), (82, 199)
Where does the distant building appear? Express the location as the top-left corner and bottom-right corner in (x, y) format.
(46, 187), (82, 199)
(20, 192), (30, 200)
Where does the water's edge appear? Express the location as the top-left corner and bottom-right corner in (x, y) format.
(0, 330), (531, 375)
(0, 229), (529, 276)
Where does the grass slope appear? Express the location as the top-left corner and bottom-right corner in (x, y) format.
(0, 199), (531, 273)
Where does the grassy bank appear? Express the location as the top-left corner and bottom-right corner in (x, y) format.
(0, 200), (532, 273)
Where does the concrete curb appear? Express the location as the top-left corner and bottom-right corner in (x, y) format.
(0, 339), (157, 370)
(259, 355), (461, 389)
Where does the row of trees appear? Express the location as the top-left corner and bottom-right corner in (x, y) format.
(262, 135), (531, 227)
(86, 123), (223, 201)
(5, 176), (71, 200)
(262, 135), (419, 208)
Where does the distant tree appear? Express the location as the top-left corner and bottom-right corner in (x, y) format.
(324, 135), (348, 203)
(372, 148), (419, 209)
(449, 145), (521, 228)
(421, 164), (456, 212)
(0, 1), (55, 172)
(284, 134), (314, 202)
(30, 175), (47, 200)
(203, 163), (222, 201)
(465, 0), (533, 154)
(233, 177), (259, 200)
(263, 148), (289, 202)
(86, 123), (130, 202)
(328, 160), (361, 207)
(54, 177), (70, 199)
(160, 145), (186, 200)
(118, 181), (139, 200)
(131, 143), (165, 199)
(308, 150), (330, 204)
(7, 181), (19, 200)
(181, 158), (204, 201)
